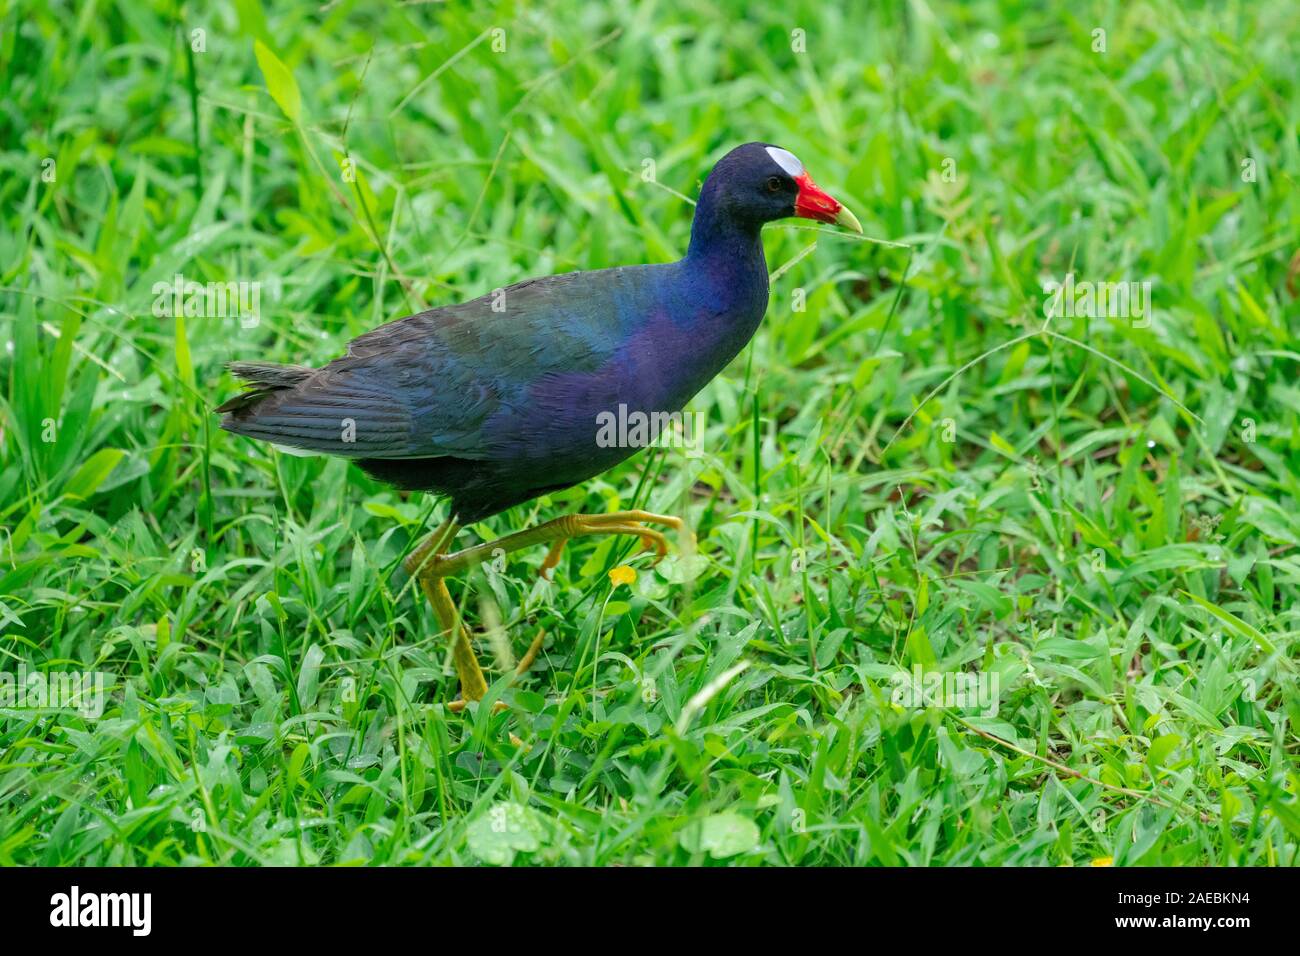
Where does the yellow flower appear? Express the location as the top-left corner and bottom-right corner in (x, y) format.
(609, 565), (637, 587)
(1090, 856), (1113, 867)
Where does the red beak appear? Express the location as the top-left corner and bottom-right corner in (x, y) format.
(794, 173), (863, 232)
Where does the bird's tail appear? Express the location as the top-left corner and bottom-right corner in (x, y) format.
(214, 361), (315, 414)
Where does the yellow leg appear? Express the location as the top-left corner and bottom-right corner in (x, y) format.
(406, 510), (688, 708)
(404, 519), (489, 704)
(516, 628), (546, 675)
(445, 628), (546, 714)
(431, 511), (688, 580)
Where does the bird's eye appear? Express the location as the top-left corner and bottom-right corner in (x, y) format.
(766, 176), (783, 193)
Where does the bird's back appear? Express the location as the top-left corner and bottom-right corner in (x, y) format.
(221, 264), (664, 455)
(220, 247), (770, 520)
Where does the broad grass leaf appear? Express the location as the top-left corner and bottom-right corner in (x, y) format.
(254, 40), (302, 123)
(467, 802), (548, 865)
(297, 644), (325, 710)
(678, 811), (760, 859)
(63, 449), (124, 499)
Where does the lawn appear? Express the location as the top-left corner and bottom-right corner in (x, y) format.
(2, 0), (1298, 866)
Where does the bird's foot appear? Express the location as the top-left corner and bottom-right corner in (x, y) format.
(538, 511), (690, 579)
(447, 698), (508, 715)
(443, 627), (546, 714)
(405, 512), (686, 710)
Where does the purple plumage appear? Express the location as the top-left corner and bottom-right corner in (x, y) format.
(218, 142), (861, 522)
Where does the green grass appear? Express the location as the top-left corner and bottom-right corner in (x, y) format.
(2, 0), (1299, 866)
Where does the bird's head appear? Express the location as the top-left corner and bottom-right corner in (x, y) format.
(700, 142), (863, 234)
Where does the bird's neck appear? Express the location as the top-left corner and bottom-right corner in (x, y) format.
(684, 194), (765, 277)
(644, 197), (768, 408)
(681, 196), (769, 321)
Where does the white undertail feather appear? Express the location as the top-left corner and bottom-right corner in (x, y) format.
(271, 443), (321, 458)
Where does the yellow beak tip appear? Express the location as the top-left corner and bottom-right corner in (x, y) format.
(835, 206), (864, 234)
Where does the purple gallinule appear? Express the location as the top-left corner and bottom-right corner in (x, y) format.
(218, 142), (862, 706)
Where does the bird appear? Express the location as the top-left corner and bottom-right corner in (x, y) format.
(217, 142), (862, 708)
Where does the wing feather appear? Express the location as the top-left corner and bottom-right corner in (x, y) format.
(218, 265), (659, 459)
